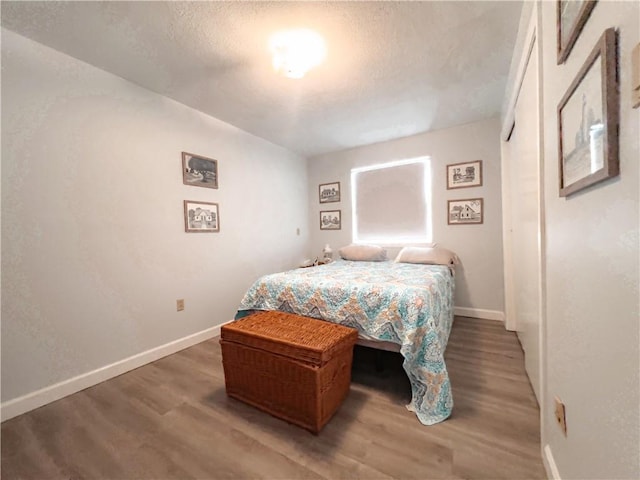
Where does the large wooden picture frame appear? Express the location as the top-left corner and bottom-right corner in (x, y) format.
(557, 28), (619, 197)
(557, 0), (597, 64)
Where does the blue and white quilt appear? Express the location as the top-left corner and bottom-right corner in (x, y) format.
(236, 259), (455, 425)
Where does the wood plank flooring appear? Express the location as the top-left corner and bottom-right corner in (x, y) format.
(1, 317), (546, 479)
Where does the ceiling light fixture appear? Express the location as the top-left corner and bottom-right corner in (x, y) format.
(269, 29), (326, 79)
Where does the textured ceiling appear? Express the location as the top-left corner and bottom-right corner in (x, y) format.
(1, 1), (522, 157)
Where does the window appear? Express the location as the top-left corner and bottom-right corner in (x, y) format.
(351, 157), (432, 245)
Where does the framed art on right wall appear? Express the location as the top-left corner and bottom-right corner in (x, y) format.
(557, 28), (619, 197)
(557, 0), (598, 64)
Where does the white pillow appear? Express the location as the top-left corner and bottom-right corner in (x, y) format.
(338, 244), (388, 262)
(394, 246), (460, 266)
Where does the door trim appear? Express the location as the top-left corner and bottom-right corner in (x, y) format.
(501, 2), (547, 473)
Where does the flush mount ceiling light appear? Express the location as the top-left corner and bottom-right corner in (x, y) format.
(269, 29), (326, 79)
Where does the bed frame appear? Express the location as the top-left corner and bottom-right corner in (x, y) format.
(356, 337), (401, 353)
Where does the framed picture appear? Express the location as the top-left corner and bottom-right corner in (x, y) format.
(446, 160), (483, 189)
(320, 210), (341, 230)
(319, 182), (340, 203)
(558, 28), (618, 197)
(184, 200), (220, 233)
(557, 0), (597, 64)
(448, 198), (483, 225)
(182, 152), (218, 189)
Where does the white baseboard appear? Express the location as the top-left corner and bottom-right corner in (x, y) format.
(454, 306), (505, 322)
(543, 444), (561, 480)
(1, 322), (230, 422)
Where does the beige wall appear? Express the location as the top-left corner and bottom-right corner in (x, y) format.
(307, 117), (505, 315)
(504, 2), (639, 478)
(540, 2), (639, 478)
(1, 30), (309, 406)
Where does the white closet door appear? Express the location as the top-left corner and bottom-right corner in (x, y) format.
(507, 38), (542, 402)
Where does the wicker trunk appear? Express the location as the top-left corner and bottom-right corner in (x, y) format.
(220, 311), (358, 434)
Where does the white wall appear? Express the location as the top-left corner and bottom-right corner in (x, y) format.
(1, 29), (309, 412)
(501, 0), (535, 124)
(502, 2), (639, 478)
(307, 117), (505, 315)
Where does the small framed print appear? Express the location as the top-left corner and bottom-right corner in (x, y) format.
(557, 0), (597, 64)
(447, 160), (482, 189)
(448, 198), (483, 225)
(319, 182), (340, 203)
(320, 210), (341, 230)
(184, 200), (219, 233)
(182, 152), (218, 189)
(558, 28), (619, 197)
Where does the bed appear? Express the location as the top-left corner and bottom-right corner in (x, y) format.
(236, 259), (455, 425)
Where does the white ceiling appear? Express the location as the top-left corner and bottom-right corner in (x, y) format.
(1, 1), (522, 157)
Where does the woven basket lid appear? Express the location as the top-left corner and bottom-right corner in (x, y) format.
(221, 311), (358, 365)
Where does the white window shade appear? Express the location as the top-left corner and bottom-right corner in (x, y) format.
(351, 157), (432, 245)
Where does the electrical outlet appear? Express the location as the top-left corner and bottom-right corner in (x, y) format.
(177, 299), (185, 312)
(554, 397), (567, 436)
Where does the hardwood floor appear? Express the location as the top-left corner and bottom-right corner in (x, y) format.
(1, 317), (546, 479)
